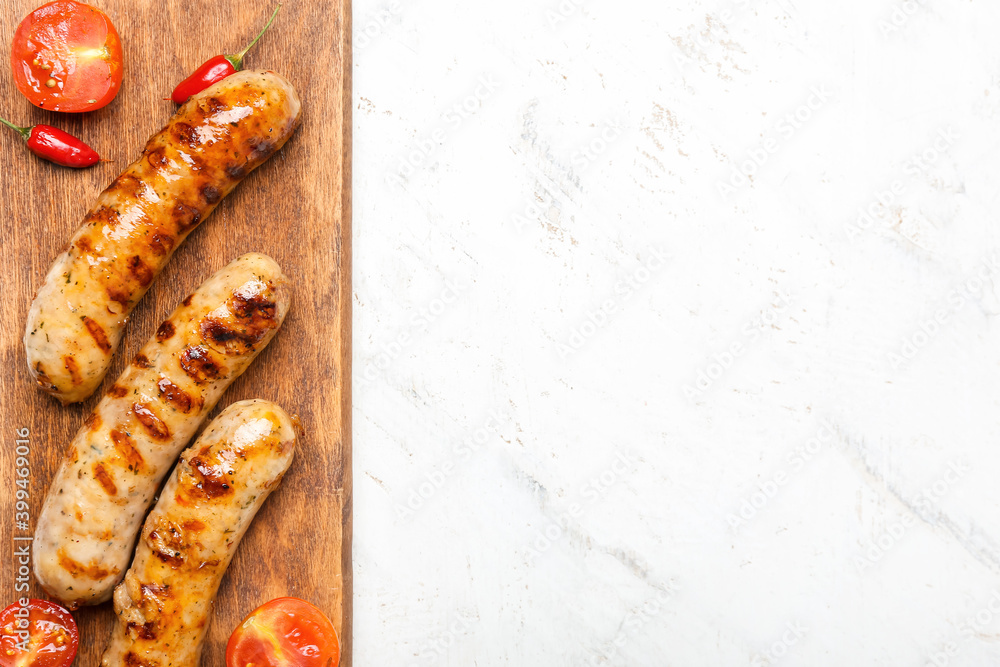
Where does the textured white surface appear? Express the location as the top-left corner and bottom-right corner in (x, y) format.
(352, 1), (1000, 664)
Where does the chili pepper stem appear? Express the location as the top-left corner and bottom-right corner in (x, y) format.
(226, 4), (282, 71)
(0, 117), (31, 141)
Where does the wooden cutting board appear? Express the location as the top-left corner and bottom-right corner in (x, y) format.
(0, 1), (352, 665)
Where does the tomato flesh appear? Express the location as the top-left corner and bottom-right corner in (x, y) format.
(0, 600), (78, 667)
(10, 0), (123, 112)
(227, 598), (340, 667)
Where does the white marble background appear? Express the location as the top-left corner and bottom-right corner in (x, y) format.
(352, 0), (1000, 664)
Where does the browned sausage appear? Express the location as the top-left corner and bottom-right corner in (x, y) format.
(24, 70), (301, 404)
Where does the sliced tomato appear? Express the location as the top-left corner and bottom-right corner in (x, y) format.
(10, 0), (123, 112)
(226, 598), (340, 667)
(0, 600), (78, 667)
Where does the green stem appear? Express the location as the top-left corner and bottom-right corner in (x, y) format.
(227, 4), (282, 70)
(0, 117), (30, 141)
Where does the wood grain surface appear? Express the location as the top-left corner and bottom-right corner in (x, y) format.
(0, 1), (352, 665)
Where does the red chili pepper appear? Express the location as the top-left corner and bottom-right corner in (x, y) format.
(171, 4), (282, 105)
(0, 117), (101, 168)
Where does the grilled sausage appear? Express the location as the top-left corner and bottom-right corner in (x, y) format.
(100, 399), (298, 667)
(33, 253), (291, 608)
(24, 70), (301, 404)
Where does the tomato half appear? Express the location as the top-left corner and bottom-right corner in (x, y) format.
(10, 0), (123, 112)
(0, 600), (78, 667)
(226, 598), (340, 667)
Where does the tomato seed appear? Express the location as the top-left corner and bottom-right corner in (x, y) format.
(45, 78), (56, 88)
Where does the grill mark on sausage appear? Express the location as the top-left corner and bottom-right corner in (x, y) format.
(200, 320), (253, 355)
(206, 97), (227, 114)
(63, 355), (81, 385)
(75, 236), (93, 254)
(201, 290), (278, 355)
(182, 519), (206, 532)
(186, 457), (233, 499)
(58, 550), (114, 580)
(109, 173), (144, 200)
(156, 377), (196, 413)
(150, 544), (184, 568)
(201, 184), (221, 204)
(182, 294), (195, 307)
(93, 463), (118, 496)
(84, 205), (120, 228)
(149, 231), (175, 256)
(179, 345), (225, 383)
(197, 558), (222, 571)
(172, 202), (203, 233)
(232, 289), (277, 319)
(107, 286), (131, 308)
(110, 428), (145, 472)
(82, 316), (111, 353)
(133, 403), (170, 440)
(247, 137), (276, 163)
(125, 651), (154, 667)
(145, 145), (168, 169)
(108, 384), (128, 398)
(187, 154), (206, 173)
(139, 582), (171, 609)
(85, 412), (102, 431)
(147, 519), (188, 568)
(155, 321), (176, 341)
(127, 621), (158, 640)
(172, 121), (199, 147)
(133, 354), (152, 369)
(225, 162), (246, 179)
(32, 363), (56, 393)
(126, 255), (154, 287)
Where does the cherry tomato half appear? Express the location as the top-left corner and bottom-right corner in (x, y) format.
(226, 598), (340, 667)
(0, 600), (78, 667)
(10, 0), (123, 112)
